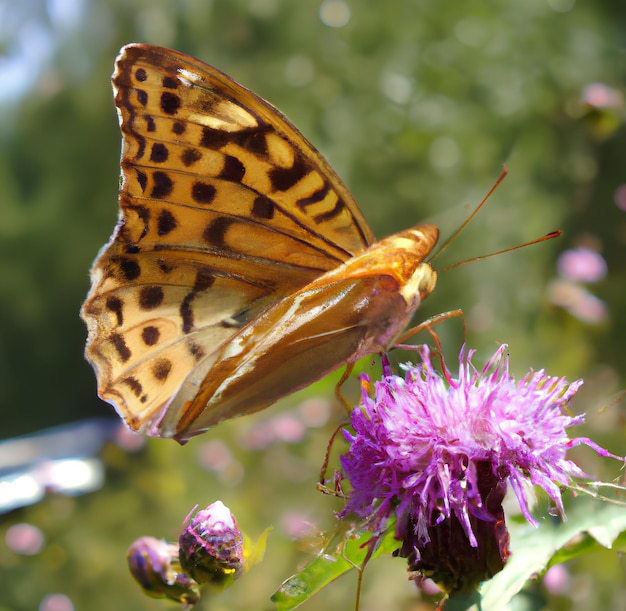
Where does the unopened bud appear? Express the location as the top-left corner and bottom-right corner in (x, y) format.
(179, 501), (244, 588)
(127, 536), (200, 605)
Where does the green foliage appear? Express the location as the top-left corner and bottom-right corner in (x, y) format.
(479, 499), (626, 611)
(273, 525), (400, 610)
(272, 477), (626, 610)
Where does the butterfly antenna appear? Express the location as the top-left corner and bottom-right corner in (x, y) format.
(429, 165), (509, 264)
(438, 230), (562, 273)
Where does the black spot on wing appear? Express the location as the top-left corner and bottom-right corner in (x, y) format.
(181, 295), (193, 334)
(151, 171), (173, 199)
(297, 182), (330, 210)
(118, 259), (141, 282)
(181, 148), (202, 167)
(269, 158), (309, 191)
(192, 182), (216, 204)
(252, 195), (275, 219)
(139, 286), (164, 309)
(189, 342), (206, 361)
(122, 376), (143, 397)
(219, 155), (245, 182)
(157, 259), (174, 274)
(153, 358), (172, 381)
(314, 198), (346, 223)
(136, 170), (148, 192)
(200, 126), (230, 149)
(245, 131), (269, 157)
(150, 143), (169, 163)
(106, 296), (124, 327)
(160, 91), (181, 115)
(157, 209), (177, 236)
(111, 333), (131, 362)
(202, 217), (236, 246)
(141, 326), (160, 346)
(180, 270), (217, 334)
(194, 269), (215, 291)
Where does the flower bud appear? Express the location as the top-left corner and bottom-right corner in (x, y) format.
(127, 536), (200, 605)
(179, 501), (244, 588)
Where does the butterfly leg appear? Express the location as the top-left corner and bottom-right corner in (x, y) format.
(318, 363), (357, 494)
(318, 422), (349, 495)
(315, 364), (357, 490)
(394, 308), (465, 347)
(335, 362), (356, 414)
(395, 309), (465, 384)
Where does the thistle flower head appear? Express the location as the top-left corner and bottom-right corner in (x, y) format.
(340, 345), (617, 592)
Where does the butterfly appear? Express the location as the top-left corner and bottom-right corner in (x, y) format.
(81, 44), (439, 444)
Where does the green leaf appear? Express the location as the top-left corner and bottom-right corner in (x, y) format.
(271, 524), (399, 610)
(243, 526), (273, 569)
(478, 499), (626, 611)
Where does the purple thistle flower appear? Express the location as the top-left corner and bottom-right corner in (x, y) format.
(340, 345), (620, 592)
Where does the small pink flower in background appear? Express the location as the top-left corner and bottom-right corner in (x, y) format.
(197, 440), (233, 473)
(280, 511), (318, 540)
(238, 421), (276, 450)
(550, 240), (609, 324)
(340, 346), (621, 593)
(5, 523), (44, 555)
(579, 83), (624, 140)
(272, 414), (307, 443)
(543, 564), (571, 595)
(580, 83), (624, 110)
(614, 184), (626, 212)
(557, 248), (607, 283)
(298, 397), (332, 428)
(548, 280), (608, 324)
(38, 594), (74, 611)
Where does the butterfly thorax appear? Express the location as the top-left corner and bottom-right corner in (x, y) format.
(311, 222), (439, 355)
(333, 223), (439, 305)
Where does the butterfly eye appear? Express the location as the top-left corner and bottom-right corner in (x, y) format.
(418, 266), (437, 298)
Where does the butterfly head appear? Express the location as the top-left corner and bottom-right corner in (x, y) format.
(391, 224), (439, 306)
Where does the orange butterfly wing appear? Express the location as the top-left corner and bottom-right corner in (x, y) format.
(81, 44), (380, 436)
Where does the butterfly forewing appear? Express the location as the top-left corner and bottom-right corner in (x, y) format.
(81, 44), (438, 441)
(114, 45), (374, 258)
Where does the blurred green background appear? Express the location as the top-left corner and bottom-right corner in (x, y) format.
(1, 0), (624, 609)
